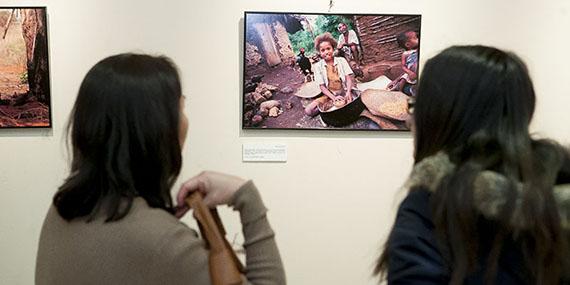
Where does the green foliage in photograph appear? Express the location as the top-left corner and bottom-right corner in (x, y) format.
(289, 15), (355, 55)
(289, 30), (314, 55)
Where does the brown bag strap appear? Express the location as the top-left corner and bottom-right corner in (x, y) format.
(185, 192), (244, 285)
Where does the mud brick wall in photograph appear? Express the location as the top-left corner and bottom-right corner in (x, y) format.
(354, 15), (421, 65)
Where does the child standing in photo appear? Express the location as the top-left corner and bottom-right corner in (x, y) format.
(388, 31), (419, 96)
(305, 32), (356, 116)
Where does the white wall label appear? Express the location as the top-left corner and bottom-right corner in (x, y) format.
(242, 143), (287, 162)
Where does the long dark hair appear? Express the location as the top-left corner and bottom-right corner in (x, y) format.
(54, 53), (183, 222)
(375, 46), (568, 284)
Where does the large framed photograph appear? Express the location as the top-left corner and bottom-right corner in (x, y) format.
(242, 12), (421, 130)
(0, 7), (51, 128)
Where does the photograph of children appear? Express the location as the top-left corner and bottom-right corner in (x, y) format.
(0, 7), (51, 128)
(243, 12), (421, 130)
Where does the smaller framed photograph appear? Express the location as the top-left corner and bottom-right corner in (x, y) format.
(0, 7), (51, 128)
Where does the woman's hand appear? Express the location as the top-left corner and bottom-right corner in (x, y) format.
(175, 171), (247, 218)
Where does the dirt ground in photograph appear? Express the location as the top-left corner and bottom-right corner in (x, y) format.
(246, 62), (406, 130)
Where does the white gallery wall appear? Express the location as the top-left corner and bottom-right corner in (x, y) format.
(0, 0), (568, 284)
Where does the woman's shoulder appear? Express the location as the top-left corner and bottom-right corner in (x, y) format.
(127, 198), (198, 238)
(391, 188), (438, 250)
(387, 188), (449, 283)
(38, 198), (205, 283)
(397, 187), (434, 226)
(114, 198), (205, 267)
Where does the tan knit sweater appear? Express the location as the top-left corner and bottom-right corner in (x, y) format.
(35, 181), (285, 285)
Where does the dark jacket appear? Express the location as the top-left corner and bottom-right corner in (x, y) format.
(386, 152), (570, 285)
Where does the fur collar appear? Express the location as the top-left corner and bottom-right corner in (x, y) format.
(403, 152), (570, 230)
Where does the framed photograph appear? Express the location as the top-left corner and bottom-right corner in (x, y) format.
(0, 7), (51, 128)
(242, 12), (421, 131)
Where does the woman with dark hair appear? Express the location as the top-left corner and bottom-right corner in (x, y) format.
(375, 46), (570, 284)
(35, 53), (285, 285)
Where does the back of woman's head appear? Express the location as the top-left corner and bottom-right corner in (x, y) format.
(376, 46), (569, 285)
(413, 46), (567, 284)
(54, 53), (183, 221)
(414, 45), (536, 166)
